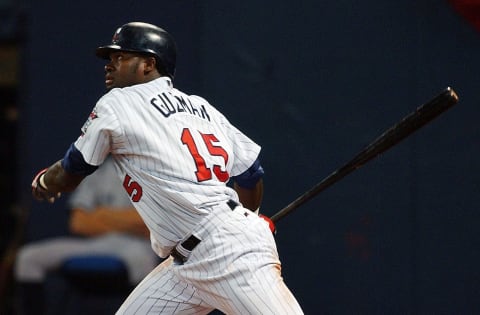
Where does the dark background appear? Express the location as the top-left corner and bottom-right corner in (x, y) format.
(3, 0), (480, 313)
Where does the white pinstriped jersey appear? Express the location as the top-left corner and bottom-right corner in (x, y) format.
(74, 77), (261, 257)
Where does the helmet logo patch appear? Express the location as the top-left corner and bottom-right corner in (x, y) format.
(112, 28), (121, 44)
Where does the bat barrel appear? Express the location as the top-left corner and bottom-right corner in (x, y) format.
(271, 87), (459, 223)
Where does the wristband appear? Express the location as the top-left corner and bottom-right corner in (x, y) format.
(32, 168), (48, 191)
(39, 173), (48, 190)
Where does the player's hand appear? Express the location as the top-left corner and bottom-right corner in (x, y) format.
(259, 214), (276, 235)
(31, 168), (61, 203)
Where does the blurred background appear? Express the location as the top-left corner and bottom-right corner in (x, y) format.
(1, 0), (480, 314)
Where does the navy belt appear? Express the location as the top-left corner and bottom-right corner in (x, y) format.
(170, 235), (201, 264)
(226, 199), (238, 211)
(171, 200), (242, 264)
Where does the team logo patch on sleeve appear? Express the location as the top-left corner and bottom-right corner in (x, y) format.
(80, 108), (99, 136)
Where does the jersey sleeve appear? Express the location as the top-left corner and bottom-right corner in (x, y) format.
(73, 94), (123, 166)
(218, 113), (261, 177)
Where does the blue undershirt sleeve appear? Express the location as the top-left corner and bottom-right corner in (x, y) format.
(61, 143), (99, 176)
(232, 158), (264, 189)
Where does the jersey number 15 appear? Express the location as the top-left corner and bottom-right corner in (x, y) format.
(181, 128), (229, 183)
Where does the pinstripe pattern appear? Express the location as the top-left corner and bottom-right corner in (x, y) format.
(117, 203), (303, 314)
(74, 77), (303, 314)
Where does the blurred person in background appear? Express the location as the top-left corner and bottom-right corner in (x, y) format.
(14, 156), (158, 315)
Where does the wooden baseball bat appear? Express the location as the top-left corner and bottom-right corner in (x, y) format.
(270, 87), (459, 223)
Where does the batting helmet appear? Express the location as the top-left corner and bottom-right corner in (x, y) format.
(96, 22), (177, 79)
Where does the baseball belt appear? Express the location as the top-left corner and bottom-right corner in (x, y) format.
(171, 200), (248, 265)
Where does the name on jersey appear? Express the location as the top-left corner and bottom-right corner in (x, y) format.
(150, 93), (210, 121)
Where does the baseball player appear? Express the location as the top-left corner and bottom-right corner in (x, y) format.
(31, 22), (303, 314)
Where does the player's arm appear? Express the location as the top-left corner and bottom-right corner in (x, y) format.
(32, 144), (98, 203)
(232, 159), (276, 234)
(234, 180), (263, 212)
(231, 158), (264, 212)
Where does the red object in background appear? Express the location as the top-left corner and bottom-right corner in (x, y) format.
(448, 0), (480, 32)
(344, 214), (372, 262)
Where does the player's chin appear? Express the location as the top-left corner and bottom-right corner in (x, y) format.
(105, 83), (116, 91)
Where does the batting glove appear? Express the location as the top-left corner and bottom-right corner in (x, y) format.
(31, 168), (60, 203)
(259, 214), (276, 235)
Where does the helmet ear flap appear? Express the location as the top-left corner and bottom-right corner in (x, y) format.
(153, 56), (172, 78)
(96, 22), (177, 79)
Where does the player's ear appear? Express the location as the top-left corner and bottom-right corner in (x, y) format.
(143, 56), (157, 74)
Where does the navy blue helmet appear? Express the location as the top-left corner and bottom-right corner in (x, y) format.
(96, 22), (177, 79)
